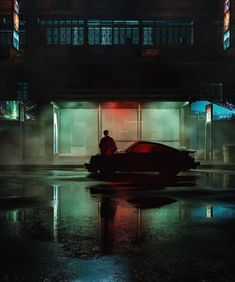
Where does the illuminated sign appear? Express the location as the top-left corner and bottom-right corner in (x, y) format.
(13, 13), (19, 32)
(142, 48), (159, 57)
(224, 0), (230, 13)
(12, 0), (20, 50)
(13, 0), (19, 14)
(224, 11), (230, 32)
(223, 0), (231, 50)
(13, 30), (19, 50)
(206, 104), (212, 123)
(0, 101), (19, 120)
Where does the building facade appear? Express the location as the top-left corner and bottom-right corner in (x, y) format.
(0, 0), (234, 161)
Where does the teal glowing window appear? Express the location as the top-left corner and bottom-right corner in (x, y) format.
(0, 101), (19, 120)
(101, 27), (112, 45)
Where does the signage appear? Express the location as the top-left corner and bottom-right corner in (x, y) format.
(223, 0), (231, 50)
(142, 48), (159, 57)
(12, 0), (20, 50)
(206, 104), (213, 123)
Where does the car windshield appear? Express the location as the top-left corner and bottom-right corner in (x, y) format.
(125, 142), (139, 153)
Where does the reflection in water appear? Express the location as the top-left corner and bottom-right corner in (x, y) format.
(206, 206), (213, 218)
(1, 184), (235, 255)
(1, 170), (235, 281)
(199, 172), (235, 190)
(1, 178), (235, 256)
(98, 197), (142, 253)
(53, 184), (59, 242)
(223, 174), (235, 188)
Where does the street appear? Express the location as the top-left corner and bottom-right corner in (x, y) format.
(0, 168), (235, 281)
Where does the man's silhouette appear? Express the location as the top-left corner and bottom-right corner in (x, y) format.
(99, 130), (117, 156)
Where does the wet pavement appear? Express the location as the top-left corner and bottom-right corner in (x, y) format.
(0, 169), (235, 281)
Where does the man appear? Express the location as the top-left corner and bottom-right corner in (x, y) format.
(99, 130), (117, 156)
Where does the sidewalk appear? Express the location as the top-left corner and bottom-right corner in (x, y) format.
(0, 158), (235, 171)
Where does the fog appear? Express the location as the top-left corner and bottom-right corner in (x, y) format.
(1, 100), (234, 164)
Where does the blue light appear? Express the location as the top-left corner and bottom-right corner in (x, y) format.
(191, 101), (235, 120)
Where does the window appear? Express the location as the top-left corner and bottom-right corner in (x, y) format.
(132, 143), (156, 153)
(41, 19), (193, 47)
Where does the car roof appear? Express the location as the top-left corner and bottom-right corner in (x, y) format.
(132, 141), (179, 150)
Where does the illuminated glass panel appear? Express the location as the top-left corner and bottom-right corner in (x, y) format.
(143, 27), (153, 45)
(88, 28), (95, 45)
(132, 28), (139, 45)
(53, 28), (59, 44)
(101, 27), (112, 45)
(60, 27), (66, 45)
(41, 19), (193, 47)
(13, 30), (19, 49)
(191, 101), (235, 120)
(72, 27), (84, 45)
(120, 28), (125, 45)
(126, 28), (132, 39)
(142, 109), (180, 147)
(13, 13), (19, 32)
(94, 28), (100, 45)
(0, 101), (19, 120)
(113, 28), (119, 45)
(224, 0), (230, 13)
(60, 108), (98, 156)
(101, 108), (138, 150)
(224, 30), (230, 50)
(65, 27), (71, 45)
(224, 11), (230, 32)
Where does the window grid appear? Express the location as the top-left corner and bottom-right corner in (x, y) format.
(0, 19), (194, 47)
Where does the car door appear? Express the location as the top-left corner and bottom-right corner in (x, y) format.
(119, 143), (156, 171)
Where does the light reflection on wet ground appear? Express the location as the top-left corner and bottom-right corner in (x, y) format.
(0, 169), (235, 281)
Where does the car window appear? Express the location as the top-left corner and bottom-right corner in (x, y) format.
(132, 143), (156, 153)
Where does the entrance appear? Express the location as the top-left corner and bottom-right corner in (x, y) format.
(100, 102), (139, 150)
(56, 101), (182, 157)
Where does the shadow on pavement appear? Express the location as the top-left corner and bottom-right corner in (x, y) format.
(88, 173), (199, 194)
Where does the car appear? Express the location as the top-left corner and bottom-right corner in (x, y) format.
(84, 141), (200, 176)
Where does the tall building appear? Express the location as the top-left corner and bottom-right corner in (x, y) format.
(0, 0), (234, 161)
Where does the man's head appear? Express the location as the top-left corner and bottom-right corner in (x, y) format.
(103, 130), (109, 136)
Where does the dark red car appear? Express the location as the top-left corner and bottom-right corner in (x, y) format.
(84, 141), (200, 176)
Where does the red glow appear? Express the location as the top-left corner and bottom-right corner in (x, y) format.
(101, 101), (138, 109)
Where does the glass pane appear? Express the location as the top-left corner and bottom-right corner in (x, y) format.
(88, 28), (95, 45)
(120, 28), (125, 45)
(132, 28), (139, 45)
(94, 27), (100, 45)
(60, 109), (98, 156)
(101, 109), (138, 150)
(113, 28), (119, 45)
(65, 27), (71, 45)
(101, 27), (112, 45)
(72, 27), (79, 45)
(143, 27), (153, 45)
(142, 109), (179, 147)
(60, 27), (66, 45)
